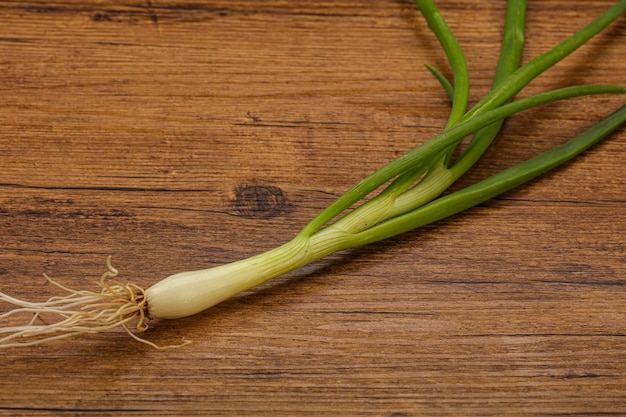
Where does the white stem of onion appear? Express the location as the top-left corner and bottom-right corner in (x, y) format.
(146, 227), (353, 319)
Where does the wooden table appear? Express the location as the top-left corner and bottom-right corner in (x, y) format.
(1, 1), (624, 415)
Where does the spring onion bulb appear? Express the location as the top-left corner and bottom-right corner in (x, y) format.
(1, 0), (625, 348)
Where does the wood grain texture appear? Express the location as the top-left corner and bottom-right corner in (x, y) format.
(0, 0), (624, 415)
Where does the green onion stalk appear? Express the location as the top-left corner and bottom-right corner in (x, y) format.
(1, 0), (625, 348)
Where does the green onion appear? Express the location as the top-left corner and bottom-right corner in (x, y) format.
(1, 0), (624, 348)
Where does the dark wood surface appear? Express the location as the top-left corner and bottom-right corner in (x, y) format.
(1, 1), (625, 415)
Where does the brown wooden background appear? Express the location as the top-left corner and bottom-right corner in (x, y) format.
(1, 1), (625, 415)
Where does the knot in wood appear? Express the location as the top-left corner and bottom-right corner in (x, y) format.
(233, 185), (289, 219)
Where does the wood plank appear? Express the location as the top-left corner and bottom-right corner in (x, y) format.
(1, 0), (625, 415)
